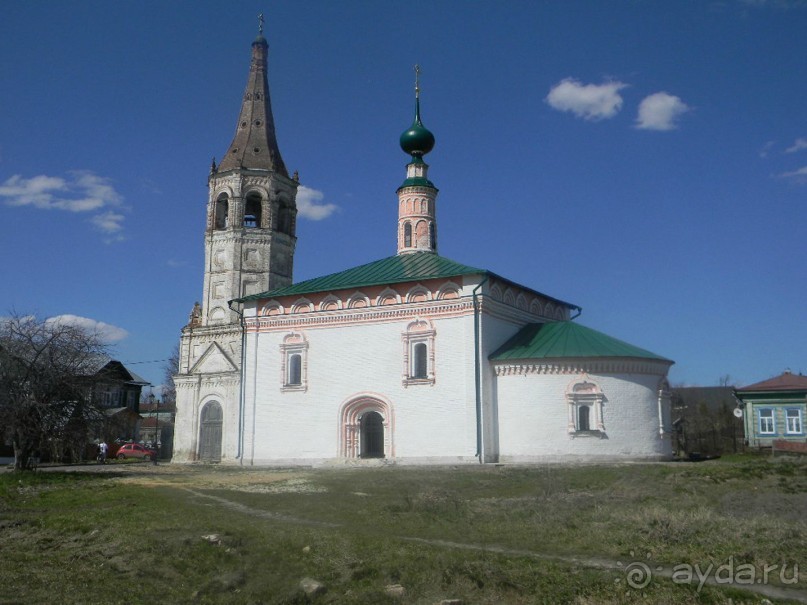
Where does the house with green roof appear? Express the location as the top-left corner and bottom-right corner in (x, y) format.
(172, 30), (674, 465)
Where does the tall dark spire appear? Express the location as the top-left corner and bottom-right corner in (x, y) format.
(217, 21), (288, 176)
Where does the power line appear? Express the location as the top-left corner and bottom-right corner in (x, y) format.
(122, 358), (171, 365)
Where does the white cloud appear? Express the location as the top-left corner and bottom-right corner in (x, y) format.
(546, 78), (628, 121)
(785, 137), (807, 153)
(296, 185), (338, 220)
(91, 211), (125, 234)
(635, 92), (689, 131)
(45, 314), (129, 343)
(0, 174), (67, 208)
(779, 165), (807, 182)
(759, 140), (775, 158)
(0, 171), (127, 240)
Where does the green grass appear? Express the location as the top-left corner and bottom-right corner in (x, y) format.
(0, 456), (804, 604)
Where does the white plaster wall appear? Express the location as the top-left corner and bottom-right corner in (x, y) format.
(477, 313), (534, 461)
(496, 370), (672, 461)
(241, 312), (480, 464)
(173, 374), (240, 462)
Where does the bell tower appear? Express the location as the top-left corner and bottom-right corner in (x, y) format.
(202, 20), (298, 325)
(173, 17), (297, 463)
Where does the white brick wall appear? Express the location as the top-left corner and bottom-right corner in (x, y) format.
(195, 294), (674, 465)
(243, 313), (480, 463)
(496, 370), (672, 461)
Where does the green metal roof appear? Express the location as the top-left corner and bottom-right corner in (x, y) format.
(236, 252), (486, 301)
(490, 321), (671, 362)
(235, 251), (580, 311)
(398, 175), (437, 189)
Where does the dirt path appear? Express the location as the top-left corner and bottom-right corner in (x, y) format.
(180, 486), (807, 604)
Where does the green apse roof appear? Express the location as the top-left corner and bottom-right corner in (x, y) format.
(490, 321), (671, 362)
(237, 252), (486, 301)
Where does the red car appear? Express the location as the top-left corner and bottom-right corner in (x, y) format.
(116, 443), (156, 460)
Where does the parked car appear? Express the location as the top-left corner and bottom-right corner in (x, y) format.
(116, 443), (156, 460)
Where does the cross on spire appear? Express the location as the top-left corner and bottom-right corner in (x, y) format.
(258, 12), (265, 34)
(414, 64), (421, 99)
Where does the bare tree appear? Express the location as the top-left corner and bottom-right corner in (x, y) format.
(0, 313), (110, 470)
(161, 344), (179, 407)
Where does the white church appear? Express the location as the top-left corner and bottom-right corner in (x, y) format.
(172, 29), (674, 465)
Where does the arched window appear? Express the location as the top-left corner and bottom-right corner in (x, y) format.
(214, 195), (229, 230)
(412, 343), (428, 379)
(566, 379), (605, 435)
(578, 405), (590, 431)
(288, 354), (302, 385)
(402, 319), (436, 386)
(244, 192), (262, 228)
(429, 222), (436, 250)
(280, 333), (308, 391)
(404, 222), (412, 248)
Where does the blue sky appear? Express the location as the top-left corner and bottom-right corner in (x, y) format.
(1, 1), (805, 391)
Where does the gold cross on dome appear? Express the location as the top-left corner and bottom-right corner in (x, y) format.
(414, 64), (421, 98)
(258, 13), (265, 34)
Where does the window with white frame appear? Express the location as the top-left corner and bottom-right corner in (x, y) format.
(566, 379), (605, 435)
(758, 408), (775, 434)
(402, 319), (435, 386)
(280, 332), (308, 392)
(785, 408), (803, 434)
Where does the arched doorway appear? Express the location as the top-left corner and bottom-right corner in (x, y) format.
(199, 401), (222, 462)
(360, 411), (384, 458)
(339, 395), (394, 459)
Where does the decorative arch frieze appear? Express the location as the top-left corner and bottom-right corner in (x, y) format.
(347, 292), (370, 309)
(290, 298), (314, 314)
(261, 301), (284, 316)
(319, 295), (342, 311)
(376, 288), (401, 306)
(516, 293), (528, 311)
(406, 285), (431, 303)
(436, 281), (461, 300)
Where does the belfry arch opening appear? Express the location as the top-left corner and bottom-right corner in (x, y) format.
(244, 192), (262, 228)
(214, 195), (229, 230)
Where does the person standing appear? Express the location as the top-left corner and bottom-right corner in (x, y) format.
(98, 440), (108, 464)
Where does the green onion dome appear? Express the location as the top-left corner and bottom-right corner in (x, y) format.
(400, 99), (435, 157)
